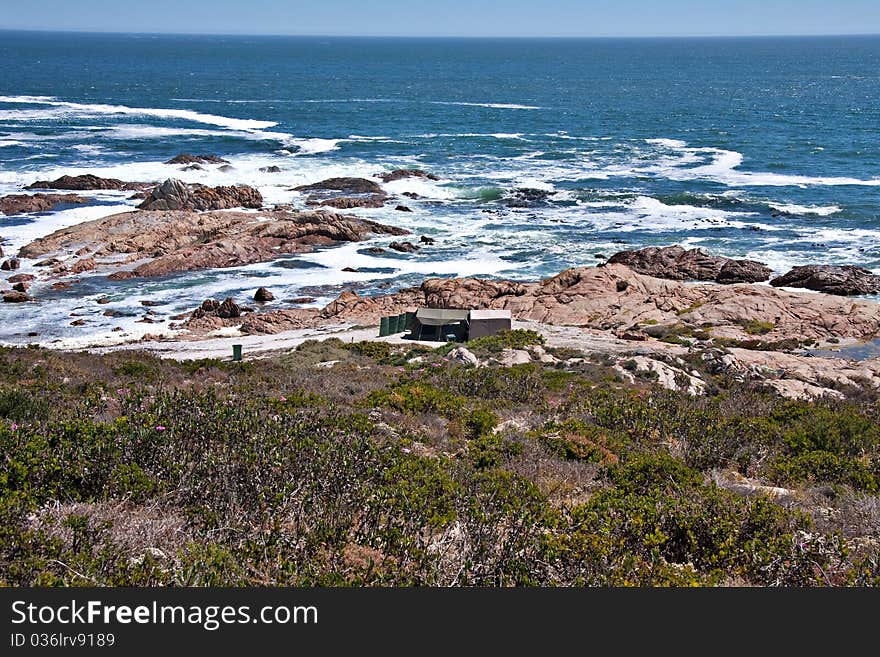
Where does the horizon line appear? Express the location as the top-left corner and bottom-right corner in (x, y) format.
(1, 27), (879, 39)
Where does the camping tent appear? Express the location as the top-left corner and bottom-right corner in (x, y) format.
(412, 308), (470, 342)
(467, 309), (512, 339)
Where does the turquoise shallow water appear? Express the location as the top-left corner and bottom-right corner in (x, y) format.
(0, 32), (878, 345)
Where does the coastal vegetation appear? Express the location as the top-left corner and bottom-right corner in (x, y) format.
(1, 334), (878, 586)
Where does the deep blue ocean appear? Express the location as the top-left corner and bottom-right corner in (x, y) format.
(0, 31), (878, 345)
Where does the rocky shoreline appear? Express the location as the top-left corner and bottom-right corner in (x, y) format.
(3, 164), (880, 401)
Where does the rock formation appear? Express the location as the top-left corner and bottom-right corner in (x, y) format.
(253, 287), (274, 302)
(377, 169), (439, 183)
(770, 264), (880, 296)
(165, 154), (229, 165)
(0, 193), (88, 216)
(137, 178), (262, 211)
(26, 174), (149, 191)
(294, 178), (388, 209)
(18, 208), (409, 279)
(607, 245), (772, 283)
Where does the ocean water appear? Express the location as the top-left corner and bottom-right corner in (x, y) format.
(0, 32), (878, 346)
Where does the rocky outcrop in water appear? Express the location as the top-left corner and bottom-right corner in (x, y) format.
(253, 287), (274, 302)
(1, 258), (20, 271)
(165, 154), (229, 165)
(377, 169), (439, 183)
(294, 177), (388, 209)
(0, 193), (88, 216)
(137, 178), (263, 211)
(607, 245), (772, 283)
(2, 290), (32, 303)
(26, 174), (149, 192)
(770, 264), (880, 296)
(389, 241), (420, 253)
(503, 188), (555, 207)
(18, 208), (409, 279)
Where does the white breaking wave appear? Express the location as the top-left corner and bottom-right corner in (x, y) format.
(0, 95), (277, 130)
(428, 101), (542, 110)
(769, 203), (842, 216)
(643, 139), (880, 188)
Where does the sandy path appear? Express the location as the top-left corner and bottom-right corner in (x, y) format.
(89, 319), (648, 361)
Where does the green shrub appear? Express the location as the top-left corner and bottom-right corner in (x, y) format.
(467, 329), (545, 353)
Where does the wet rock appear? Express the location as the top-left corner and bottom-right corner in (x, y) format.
(50, 281), (73, 291)
(290, 296), (316, 304)
(608, 245), (771, 283)
(295, 177), (383, 195)
(253, 287), (274, 302)
(295, 177), (387, 208)
(137, 178), (262, 211)
(365, 247), (387, 254)
(3, 290), (32, 303)
(403, 192), (421, 199)
(395, 205), (412, 212)
(770, 265), (880, 296)
(309, 196), (386, 209)
(389, 241), (420, 253)
(69, 257), (97, 274)
(0, 193), (88, 216)
(165, 153), (229, 165)
(419, 235), (435, 245)
(18, 207), (409, 280)
(716, 259), (773, 284)
(107, 271), (139, 281)
(342, 267), (359, 273)
(96, 297), (111, 305)
(216, 298), (242, 319)
(1, 258), (20, 271)
(26, 174), (148, 191)
(503, 188), (554, 208)
(7, 273), (35, 283)
(218, 165), (235, 173)
(259, 166), (282, 173)
(377, 169), (439, 183)
(140, 300), (162, 307)
(34, 257), (62, 267)
(70, 318), (87, 326)
(12, 281), (29, 292)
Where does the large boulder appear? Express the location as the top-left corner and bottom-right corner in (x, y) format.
(389, 241), (420, 253)
(18, 208), (409, 279)
(253, 287), (274, 302)
(216, 298), (242, 319)
(1, 258), (20, 271)
(137, 179), (262, 211)
(26, 174), (147, 191)
(294, 177), (387, 208)
(2, 290), (32, 303)
(770, 265), (880, 296)
(165, 153), (229, 165)
(377, 169), (439, 183)
(503, 188), (555, 208)
(716, 259), (773, 284)
(608, 245), (771, 284)
(0, 193), (88, 216)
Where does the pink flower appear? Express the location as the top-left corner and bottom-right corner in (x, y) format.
(155, 425), (166, 432)
(279, 395), (287, 402)
(117, 388), (130, 396)
(10, 422), (18, 431)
